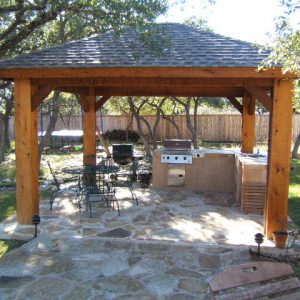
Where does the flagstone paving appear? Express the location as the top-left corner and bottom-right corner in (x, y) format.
(0, 186), (298, 299)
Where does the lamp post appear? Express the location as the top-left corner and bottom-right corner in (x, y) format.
(32, 215), (40, 238)
(255, 233), (264, 255)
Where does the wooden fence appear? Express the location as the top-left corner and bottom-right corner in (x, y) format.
(8, 114), (300, 143)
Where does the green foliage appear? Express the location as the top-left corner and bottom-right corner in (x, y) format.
(184, 16), (211, 31)
(0, 192), (16, 222)
(265, 19), (300, 76)
(0, 163), (16, 181)
(0, 240), (26, 257)
(0, 0), (168, 58)
(103, 97), (131, 115)
(263, 1), (300, 108)
(104, 129), (140, 143)
(289, 159), (300, 228)
(41, 92), (81, 116)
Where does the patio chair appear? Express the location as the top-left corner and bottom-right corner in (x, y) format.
(83, 165), (120, 217)
(108, 159), (139, 205)
(47, 161), (61, 210)
(47, 161), (79, 210)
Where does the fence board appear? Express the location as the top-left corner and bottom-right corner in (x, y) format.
(8, 114), (300, 143)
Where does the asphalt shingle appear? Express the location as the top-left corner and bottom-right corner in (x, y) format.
(0, 23), (269, 69)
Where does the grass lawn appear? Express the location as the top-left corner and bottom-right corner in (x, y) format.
(289, 159), (300, 228)
(0, 191), (51, 257)
(0, 191), (27, 257)
(0, 191), (16, 222)
(0, 240), (26, 257)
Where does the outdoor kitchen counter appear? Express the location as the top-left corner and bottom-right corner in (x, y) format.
(152, 149), (236, 192)
(234, 154), (267, 212)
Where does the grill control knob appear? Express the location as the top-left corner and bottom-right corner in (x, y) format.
(175, 157), (178, 160)
(167, 156), (169, 159)
(184, 156), (186, 160)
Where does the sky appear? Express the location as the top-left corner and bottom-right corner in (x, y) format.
(157, 0), (299, 44)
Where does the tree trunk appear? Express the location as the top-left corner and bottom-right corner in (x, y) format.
(96, 126), (111, 156)
(173, 97), (198, 147)
(161, 114), (182, 138)
(38, 91), (60, 165)
(127, 97), (151, 157)
(292, 134), (300, 158)
(0, 113), (5, 162)
(4, 95), (13, 146)
(151, 107), (161, 150)
(193, 97), (200, 147)
(184, 98), (198, 148)
(140, 116), (154, 143)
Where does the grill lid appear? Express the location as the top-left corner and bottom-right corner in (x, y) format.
(163, 139), (191, 152)
(112, 144), (133, 165)
(112, 144), (133, 156)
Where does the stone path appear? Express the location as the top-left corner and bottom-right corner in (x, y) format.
(1, 235), (253, 299)
(0, 186), (298, 299)
(0, 187), (272, 246)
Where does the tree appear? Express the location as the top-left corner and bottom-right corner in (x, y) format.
(172, 97), (199, 148)
(265, 1), (300, 157)
(0, 0), (168, 58)
(0, 0), (168, 162)
(127, 96), (152, 156)
(184, 16), (211, 31)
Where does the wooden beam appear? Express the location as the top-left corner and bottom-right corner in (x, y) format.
(0, 67), (295, 79)
(56, 86), (88, 95)
(14, 79), (39, 224)
(57, 84), (243, 97)
(244, 85), (272, 111)
(83, 94), (96, 165)
(80, 94), (89, 113)
(249, 96), (256, 115)
(227, 97), (243, 114)
(31, 86), (54, 111)
(95, 95), (111, 111)
(265, 79), (294, 239)
(241, 92), (256, 153)
(32, 77), (274, 87)
(94, 86), (244, 97)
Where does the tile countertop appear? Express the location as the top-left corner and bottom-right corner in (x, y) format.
(154, 148), (268, 165)
(235, 152), (268, 166)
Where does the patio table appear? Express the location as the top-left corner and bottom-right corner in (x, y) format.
(62, 164), (120, 175)
(62, 164), (120, 203)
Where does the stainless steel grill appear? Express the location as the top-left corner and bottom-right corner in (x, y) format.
(161, 139), (193, 164)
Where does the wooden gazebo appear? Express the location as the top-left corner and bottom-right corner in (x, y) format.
(0, 23), (296, 238)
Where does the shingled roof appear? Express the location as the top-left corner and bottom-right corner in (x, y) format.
(0, 23), (269, 69)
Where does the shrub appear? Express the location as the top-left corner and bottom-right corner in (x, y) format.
(104, 129), (140, 143)
(0, 164), (16, 181)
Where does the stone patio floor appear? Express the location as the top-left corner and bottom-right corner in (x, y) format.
(0, 186), (298, 299)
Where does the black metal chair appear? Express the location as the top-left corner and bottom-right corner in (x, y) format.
(109, 159), (139, 205)
(47, 161), (80, 210)
(83, 165), (120, 217)
(47, 161), (61, 210)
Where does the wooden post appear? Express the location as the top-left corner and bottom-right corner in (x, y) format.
(14, 79), (39, 224)
(265, 79), (293, 239)
(241, 92), (256, 153)
(82, 93), (96, 165)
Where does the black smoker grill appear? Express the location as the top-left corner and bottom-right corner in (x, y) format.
(112, 144), (133, 165)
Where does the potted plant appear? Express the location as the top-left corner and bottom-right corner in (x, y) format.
(272, 231), (288, 249)
(137, 166), (152, 188)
